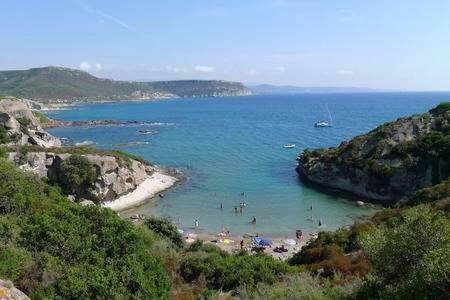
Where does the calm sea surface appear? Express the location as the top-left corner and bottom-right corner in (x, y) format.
(47, 93), (449, 237)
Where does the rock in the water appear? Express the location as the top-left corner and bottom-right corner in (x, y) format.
(356, 201), (365, 206)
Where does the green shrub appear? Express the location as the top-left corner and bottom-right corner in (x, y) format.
(144, 216), (185, 248)
(20, 203), (170, 299)
(357, 206), (450, 299)
(180, 251), (293, 291)
(31, 111), (50, 124)
(0, 147), (6, 158)
(429, 101), (450, 115)
(0, 158), (64, 215)
(59, 154), (96, 196)
(0, 125), (11, 144)
(237, 273), (352, 300)
(0, 247), (32, 281)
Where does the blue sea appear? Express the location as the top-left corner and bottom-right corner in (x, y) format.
(47, 93), (449, 238)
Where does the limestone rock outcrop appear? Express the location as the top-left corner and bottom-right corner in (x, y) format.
(0, 279), (29, 300)
(0, 97), (61, 147)
(8, 151), (155, 203)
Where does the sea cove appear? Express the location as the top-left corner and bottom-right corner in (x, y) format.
(47, 93), (447, 237)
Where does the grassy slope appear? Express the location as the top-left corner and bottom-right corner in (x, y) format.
(0, 67), (249, 101)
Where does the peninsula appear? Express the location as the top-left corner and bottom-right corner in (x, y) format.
(297, 102), (450, 205)
(0, 66), (251, 103)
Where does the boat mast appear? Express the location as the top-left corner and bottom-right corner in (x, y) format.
(326, 104), (333, 125)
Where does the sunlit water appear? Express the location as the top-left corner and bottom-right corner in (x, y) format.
(47, 93), (448, 238)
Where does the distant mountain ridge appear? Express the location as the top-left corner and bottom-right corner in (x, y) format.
(0, 67), (251, 102)
(249, 84), (376, 94)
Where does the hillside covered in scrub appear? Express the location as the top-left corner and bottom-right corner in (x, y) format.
(298, 102), (450, 205)
(0, 67), (251, 102)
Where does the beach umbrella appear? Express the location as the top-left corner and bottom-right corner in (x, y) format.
(254, 237), (272, 246)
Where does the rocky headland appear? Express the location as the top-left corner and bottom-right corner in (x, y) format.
(0, 96), (178, 210)
(297, 102), (450, 205)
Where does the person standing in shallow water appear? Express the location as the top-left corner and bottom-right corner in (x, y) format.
(194, 219), (199, 228)
(220, 203), (223, 210)
(251, 216), (256, 224)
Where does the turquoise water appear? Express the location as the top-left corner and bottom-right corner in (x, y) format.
(47, 93), (448, 237)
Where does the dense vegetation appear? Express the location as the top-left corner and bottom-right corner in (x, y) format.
(0, 67), (250, 101)
(59, 154), (97, 196)
(0, 157), (170, 298)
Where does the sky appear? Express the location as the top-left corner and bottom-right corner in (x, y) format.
(1, 0), (450, 90)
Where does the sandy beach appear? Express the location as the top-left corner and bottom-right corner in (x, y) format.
(102, 170), (178, 211)
(184, 232), (316, 260)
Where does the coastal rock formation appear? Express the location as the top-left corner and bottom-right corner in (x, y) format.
(1, 96), (177, 207)
(8, 151), (155, 203)
(0, 279), (29, 300)
(297, 103), (450, 205)
(0, 97), (61, 147)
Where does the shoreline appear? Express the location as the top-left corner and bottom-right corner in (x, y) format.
(102, 168), (179, 211)
(192, 232), (314, 260)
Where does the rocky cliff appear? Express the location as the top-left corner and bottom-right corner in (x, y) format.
(1, 97), (174, 205)
(297, 103), (450, 205)
(8, 151), (155, 203)
(0, 97), (61, 147)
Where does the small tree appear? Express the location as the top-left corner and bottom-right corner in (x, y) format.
(357, 206), (450, 299)
(144, 216), (184, 248)
(59, 154), (96, 197)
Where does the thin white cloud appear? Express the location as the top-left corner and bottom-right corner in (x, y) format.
(79, 61), (102, 72)
(79, 61), (91, 71)
(275, 66), (287, 72)
(338, 70), (354, 76)
(97, 11), (131, 30)
(73, 0), (133, 31)
(165, 65), (189, 74)
(94, 63), (102, 71)
(193, 65), (215, 73)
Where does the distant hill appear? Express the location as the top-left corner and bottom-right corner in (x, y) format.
(249, 84), (376, 94)
(0, 67), (251, 102)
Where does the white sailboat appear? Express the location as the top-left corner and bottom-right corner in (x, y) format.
(314, 105), (333, 127)
(283, 144), (296, 148)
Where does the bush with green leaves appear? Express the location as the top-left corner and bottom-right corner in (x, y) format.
(180, 247), (294, 292)
(236, 273), (356, 300)
(144, 216), (185, 248)
(357, 205), (450, 299)
(59, 154), (96, 196)
(0, 158), (170, 299)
